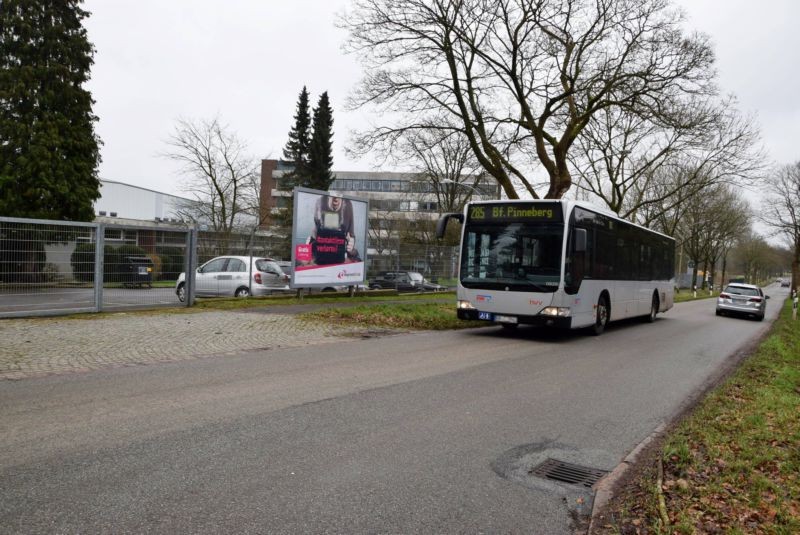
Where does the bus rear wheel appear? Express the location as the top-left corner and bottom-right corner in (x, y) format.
(591, 295), (609, 336)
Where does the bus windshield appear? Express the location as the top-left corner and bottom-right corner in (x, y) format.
(460, 222), (564, 292)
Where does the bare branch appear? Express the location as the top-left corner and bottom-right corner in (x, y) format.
(341, 0), (715, 199)
(162, 116), (260, 235)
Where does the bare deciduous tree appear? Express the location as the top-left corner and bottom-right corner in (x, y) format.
(401, 129), (494, 214)
(731, 233), (781, 285)
(342, 0), (715, 199)
(164, 116), (260, 235)
(761, 161), (800, 291)
(368, 203), (399, 257)
(673, 184), (751, 288)
(570, 96), (764, 225)
(701, 187), (750, 288)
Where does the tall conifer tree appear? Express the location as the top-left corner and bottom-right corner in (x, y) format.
(275, 87), (312, 258)
(0, 0), (101, 221)
(308, 92), (334, 191)
(281, 86), (311, 190)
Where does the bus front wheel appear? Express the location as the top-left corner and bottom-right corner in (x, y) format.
(591, 295), (609, 336)
(646, 292), (659, 323)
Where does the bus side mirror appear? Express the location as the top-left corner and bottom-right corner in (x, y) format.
(436, 213), (464, 239)
(574, 228), (587, 253)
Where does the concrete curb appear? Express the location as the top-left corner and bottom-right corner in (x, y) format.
(586, 423), (667, 533)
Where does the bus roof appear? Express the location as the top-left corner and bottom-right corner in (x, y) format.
(464, 199), (675, 241)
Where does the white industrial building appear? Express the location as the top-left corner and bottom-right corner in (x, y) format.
(94, 179), (190, 223)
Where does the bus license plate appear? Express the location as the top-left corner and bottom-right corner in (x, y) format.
(478, 311), (493, 321)
(495, 315), (518, 324)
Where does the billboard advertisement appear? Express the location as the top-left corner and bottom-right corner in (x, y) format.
(291, 187), (369, 288)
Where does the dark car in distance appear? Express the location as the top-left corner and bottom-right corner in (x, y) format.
(369, 271), (424, 292)
(421, 278), (447, 292)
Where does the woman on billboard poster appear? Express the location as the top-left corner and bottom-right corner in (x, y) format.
(304, 195), (361, 265)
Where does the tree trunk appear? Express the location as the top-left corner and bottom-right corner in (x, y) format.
(701, 259), (709, 290)
(721, 254), (728, 288)
(709, 260), (716, 291)
(793, 238), (800, 294)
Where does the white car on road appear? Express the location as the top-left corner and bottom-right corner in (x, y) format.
(715, 282), (768, 321)
(176, 256), (289, 302)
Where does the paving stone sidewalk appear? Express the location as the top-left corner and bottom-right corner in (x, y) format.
(0, 310), (376, 380)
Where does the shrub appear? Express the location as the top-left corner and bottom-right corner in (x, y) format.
(105, 244), (148, 283)
(71, 243), (120, 282)
(0, 236), (46, 283)
(157, 246), (185, 281)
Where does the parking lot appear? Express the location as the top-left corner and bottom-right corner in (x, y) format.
(0, 286), (182, 316)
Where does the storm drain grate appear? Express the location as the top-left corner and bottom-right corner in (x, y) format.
(529, 458), (608, 488)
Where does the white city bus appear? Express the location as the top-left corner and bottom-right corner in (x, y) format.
(437, 200), (675, 334)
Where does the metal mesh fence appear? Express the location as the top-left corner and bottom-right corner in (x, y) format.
(196, 231), (283, 265)
(191, 234), (459, 292)
(367, 243), (459, 285)
(100, 224), (192, 310)
(1, 216), (459, 317)
(0, 217), (194, 317)
(0, 218), (97, 316)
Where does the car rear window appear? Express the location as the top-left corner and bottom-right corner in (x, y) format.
(724, 285), (759, 297)
(255, 259), (281, 273)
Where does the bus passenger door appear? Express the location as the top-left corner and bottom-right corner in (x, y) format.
(565, 227), (595, 327)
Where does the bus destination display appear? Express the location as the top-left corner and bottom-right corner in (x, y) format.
(468, 203), (562, 223)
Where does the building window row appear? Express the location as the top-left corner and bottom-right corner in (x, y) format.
(332, 179), (405, 192)
(370, 199), (440, 212)
(274, 176), (497, 196)
(328, 178), (497, 196)
(273, 195), (438, 212)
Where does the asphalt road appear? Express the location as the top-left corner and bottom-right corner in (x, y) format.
(0, 285), (787, 533)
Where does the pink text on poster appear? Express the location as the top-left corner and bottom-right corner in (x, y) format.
(295, 244), (312, 263)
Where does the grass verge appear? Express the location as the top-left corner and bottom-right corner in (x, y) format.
(593, 298), (800, 534)
(674, 290), (719, 304)
(193, 291), (455, 311)
(15, 292), (456, 321)
(300, 302), (483, 331)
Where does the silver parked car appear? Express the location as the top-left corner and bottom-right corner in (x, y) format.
(175, 256), (289, 302)
(715, 282), (768, 321)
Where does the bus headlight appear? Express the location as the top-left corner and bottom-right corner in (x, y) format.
(458, 300), (476, 310)
(541, 307), (571, 317)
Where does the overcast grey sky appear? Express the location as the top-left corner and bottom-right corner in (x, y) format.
(83, 0), (800, 197)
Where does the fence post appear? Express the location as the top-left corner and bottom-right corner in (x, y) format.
(185, 227), (197, 306)
(94, 223), (104, 312)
